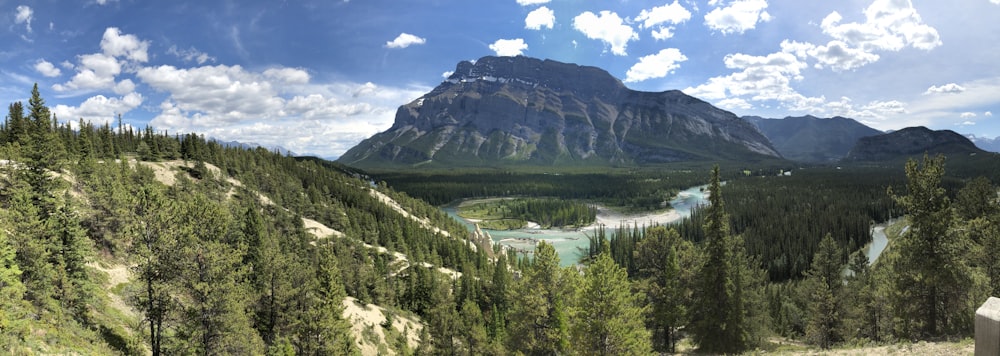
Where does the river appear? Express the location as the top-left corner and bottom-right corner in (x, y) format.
(442, 184), (711, 266)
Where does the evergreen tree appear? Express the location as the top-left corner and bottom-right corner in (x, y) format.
(888, 154), (973, 338)
(507, 241), (571, 355)
(0, 229), (29, 347)
(129, 183), (181, 356)
(572, 242), (652, 355)
(689, 166), (761, 353)
(803, 234), (844, 349)
(633, 226), (690, 353)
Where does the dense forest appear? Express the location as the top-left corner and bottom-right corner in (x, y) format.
(2, 84), (999, 354)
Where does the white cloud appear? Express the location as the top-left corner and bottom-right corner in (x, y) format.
(635, 1), (691, 29)
(516, 0), (550, 5)
(489, 38), (528, 56)
(959, 121), (976, 126)
(572, 11), (637, 56)
(717, 97), (753, 110)
(924, 83), (966, 94)
(992, 0), (1000, 4)
(263, 67), (310, 85)
(685, 49), (823, 112)
(96, 0), (118, 5)
(441, 71), (454, 78)
(703, 0), (770, 35)
(806, 40), (880, 71)
(51, 92), (143, 125)
(113, 78), (135, 95)
(960, 112), (977, 119)
(136, 63), (427, 157)
(987, 111), (994, 116)
(15, 5), (33, 33)
(525, 6), (555, 30)
(384, 33), (426, 49)
(651, 28), (675, 40)
(824, 97), (908, 123)
(820, 0), (940, 52)
(625, 48), (688, 83)
(100, 27), (150, 63)
(167, 46), (216, 64)
(34, 59), (62, 77)
(53, 53), (122, 92)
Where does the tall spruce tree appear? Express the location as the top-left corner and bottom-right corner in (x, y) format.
(689, 166), (761, 353)
(803, 233), (844, 349)
(888, 154), (973, 338)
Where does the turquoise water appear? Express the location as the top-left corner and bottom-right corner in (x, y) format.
(442, 184), (710, 266)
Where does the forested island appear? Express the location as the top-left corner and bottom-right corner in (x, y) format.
(1, 85), (999, 354)
(456, 198), (597, 230)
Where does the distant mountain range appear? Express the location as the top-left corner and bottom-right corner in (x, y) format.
(966, 135), (1000, 153)
(213, 139), (297, 157)
(336, 56), (997, 169)
(338, 56), (780, 169)
(744, 115), (882, 163)
(843, 126), (986, 162)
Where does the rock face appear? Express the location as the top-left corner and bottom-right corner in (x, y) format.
(844, 126), (986, 162)
(338, 56), (780, 169)
(744, 115), (882, 163)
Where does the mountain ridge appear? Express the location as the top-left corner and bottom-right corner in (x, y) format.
(339, 56), (781, 169)
(744, 115), (883, 163)
(844, 126), (986, 161)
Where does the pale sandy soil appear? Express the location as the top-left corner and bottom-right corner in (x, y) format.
(369, 189), (451, 238)
(86, 262), (139, 321)
(342, 296), (423, 356)
(590, 204), (682, 229)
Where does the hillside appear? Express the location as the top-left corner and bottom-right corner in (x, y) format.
(744, 115), (882, 163)
(844, 126), (986, 161)
(338, 56), (780, 169)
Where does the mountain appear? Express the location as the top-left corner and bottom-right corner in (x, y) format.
(966, 134), (1000, 153)
(213, 138), (298, 156)
(744, 115), (882, 163)
(338, 56), (780, 169)
(843, 126), (986, 161)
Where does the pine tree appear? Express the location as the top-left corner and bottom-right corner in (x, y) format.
(572, 242), (652, 355)
(507, 241), (571, 355)
(803, 234), (844, 349)
(888, 154), (973, 338)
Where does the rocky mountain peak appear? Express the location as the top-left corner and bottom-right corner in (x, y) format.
(441, 56), (625, 98)
(339, 56), (781, 168)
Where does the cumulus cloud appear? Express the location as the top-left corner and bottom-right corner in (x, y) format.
(489, 38), (528, 56)
(987, 111), (994, 116)
(132, 62), (429, 157)
(572, 11), (637, 56)
(960, 112), (977, 119)
(635, 1), (691, 28)
(805, 40), (880, 71)
(34, 59), (62, 77)
(15, 5), (33, 33)
(685, 49), (821, 111)
(52, 92), (144, 125)
(263, 67), (310, 85)
(525, 6), (555, 30)
(516, 0), (549, 5)
(625, 48), (688, 83)
(100, 27), (150, 63)
(441, 71), (454, 78)
(924, 83), (966, 94)
(824, 97), (908, 122)
(703, 0), (771, 35)
(167, 46), (216, 64)
(635, 1), (691, 41)
(820, 0), (940, 52)
(384, 33), (426, 49)
(54, 27), (150, 94)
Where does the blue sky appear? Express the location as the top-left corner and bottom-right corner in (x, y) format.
(2, 0), (998, 158)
